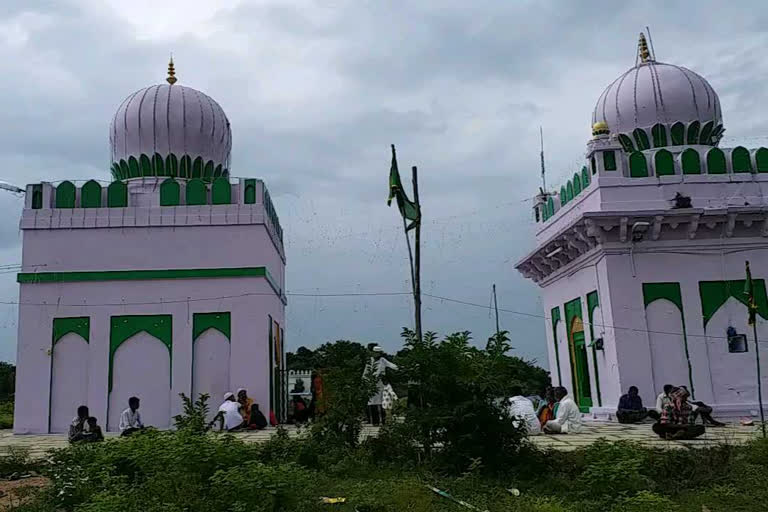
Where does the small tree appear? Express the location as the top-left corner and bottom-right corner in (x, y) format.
(173, 393), (210, 434)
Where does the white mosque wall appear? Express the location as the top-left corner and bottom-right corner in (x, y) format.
(598, 241), (768, 418)
(49, 333), (89, 433)
(14, 277), (284, 433)
(192, 329), (232, 422)
(645, 299), (690, 397)
(704, 298), (768, 410)
(108, 332), (172, 431)
(539, 252), (622, 415)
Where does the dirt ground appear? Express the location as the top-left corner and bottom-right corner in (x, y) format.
(0, 477), (48, 510)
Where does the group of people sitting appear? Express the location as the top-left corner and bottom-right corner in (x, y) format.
(208, 388), (272, 432)
(616, 384), (724, 440)
(506, 385), (583, 435)
(68, 396), (146, 443)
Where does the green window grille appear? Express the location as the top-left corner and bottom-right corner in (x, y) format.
(186, 179), (207, 205)
(81, 180), (102, 208)
(756, 148), (768, 173)
(603, 151), (617, 171)
(654, 149), (675, 176)
(629, 152), (648, 177)
(670, 122), (685, 145)
(651, 124), (667, 147)
(55, 181), (76, 208)
(731, 146), (752, 173)
(681, 148), (701, 174)
(706, 148), (726, 174)
(212, 177), (232, 205)
(107, 181), (128, 207)
(160, 178), (180, 206)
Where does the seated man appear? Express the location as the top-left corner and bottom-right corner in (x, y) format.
(655, 384), (674, 415)
(82, 417), (104, 443)
(209, 392), (245, 432)
(652, 386), (705, 440)
(119, 396), (145, 437)
(543, 387), (583, 434)
(616, 386), (658, 423)
(679, 386), (725, 427)
(68, 405), (91, 444)
(507, 386), (541, 435)
(246, 403), (269, 430)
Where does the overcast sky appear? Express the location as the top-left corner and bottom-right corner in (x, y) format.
(0, 0), (766, 366)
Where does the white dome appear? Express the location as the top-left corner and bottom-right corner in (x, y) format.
(109, 82), (232, 180)
(592, 55), (723, 147)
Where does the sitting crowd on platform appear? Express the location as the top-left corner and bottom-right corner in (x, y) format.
(68, 396), (144, 443)
(506, 385), (584, 435)
(209, 388), (272, 432)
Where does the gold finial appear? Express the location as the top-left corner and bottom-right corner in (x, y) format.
(166, 55), (177, 85)
(638, 32), (651, 62)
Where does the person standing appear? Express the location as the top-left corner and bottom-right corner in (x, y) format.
(119, 396), (145, 437)
(543, 387), (583, 434)
(363, 346), (397, 426)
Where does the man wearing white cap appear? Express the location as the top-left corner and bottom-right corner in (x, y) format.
(208, 392), (245, 432)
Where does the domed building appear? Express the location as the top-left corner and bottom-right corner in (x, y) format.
(13, 60), (287, 433)
(517, 34), (768, 421)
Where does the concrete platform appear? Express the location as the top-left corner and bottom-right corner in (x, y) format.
(0, 422), (760, 460)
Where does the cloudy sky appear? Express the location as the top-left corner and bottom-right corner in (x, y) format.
(0, 0), (766, 366)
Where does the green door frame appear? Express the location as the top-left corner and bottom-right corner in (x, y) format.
(565, 298), (592, 412)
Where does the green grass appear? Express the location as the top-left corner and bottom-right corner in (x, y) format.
(0, 400), (13, 429)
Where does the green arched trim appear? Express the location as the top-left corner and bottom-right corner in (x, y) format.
(160, 178), (180, 206)
(566, 181), (574, 202)
(564, 297), (591, 411)
(53, 317), (90, 345)
(551, 307), (562, 385)
(119, 160), (130, 180)
(654, 149), (675, 176)
(244, 179), (257, 204)
(109, 315), (172, 392)
(572, 173), (581, 196)
(670, 122), (685, 145)
(193, 312), (231, 342)
(686, 121), (700, 145)
(55, 181), (76, 208)
(756, 148), (768, 173)
(681, 148), (701, 175)
(211, 178), (231, 205)
(204, 161), (215, 180)
(81, 180), (102, 208)
(699, 279), (768, 328)
(706, 148), (727, 174)
(559, 186), (567, 206)
(140, 154), (152, 177)
(128, 156), (140, 178)
(192, 157), (204, 179)
(111, 163), (122, 180)
(153, 153), (165, 176)
(603, 150), (617, 171)
(546, 196), (554, 219)
(732, 146), (752, 173)
(642, 282), (694, 398)
(629, 152), (648, 177)
(699, 121), (714, 145)
(633, 128), (650, 150)
(581, 166), (590, 187)
(213, 165), (223, 178)
(585, 290), (602, 407)
(107, 181), (128, 207)
(186, 179), (207, 206)
(711, 124), (724, 141)
(651, 123), (667, 147)
(166, 154), (179, 178)
(618, 134), (635, 153)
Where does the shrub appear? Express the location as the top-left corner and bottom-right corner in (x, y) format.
(173, 392), (210, 433)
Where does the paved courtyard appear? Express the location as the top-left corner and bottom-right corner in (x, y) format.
(0, 422), (760, 460)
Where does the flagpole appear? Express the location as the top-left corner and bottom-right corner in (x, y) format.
(753, 320), (766, 438)
(412, 165), (423, 344)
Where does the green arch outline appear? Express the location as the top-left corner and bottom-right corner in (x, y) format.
(109, 315), (172, 392)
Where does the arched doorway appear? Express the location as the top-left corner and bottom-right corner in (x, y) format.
(568, 316), (593, 409)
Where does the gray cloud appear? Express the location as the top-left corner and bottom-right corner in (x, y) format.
(0, 0), (765, 367)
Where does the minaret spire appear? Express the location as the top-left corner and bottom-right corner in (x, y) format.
(637, 32), (651, 63)
(166, 54), (178, 85)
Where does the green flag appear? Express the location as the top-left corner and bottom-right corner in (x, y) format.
(388, 144), (420, 231)
(745, 261), (758, 326)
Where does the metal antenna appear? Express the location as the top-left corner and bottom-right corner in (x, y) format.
(645, 26), (657, 61)
(539, 126), (547, 191)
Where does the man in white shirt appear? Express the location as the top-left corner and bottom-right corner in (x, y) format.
(209, 392), (245, 432)
(543, 387), (583, 434)
(507, 387), (541, 435)
(119, 396), (144, 437)
(363, 346), (398, 425)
